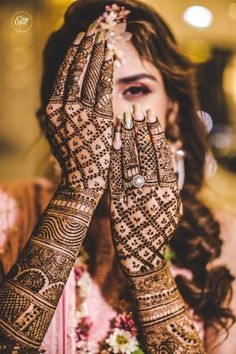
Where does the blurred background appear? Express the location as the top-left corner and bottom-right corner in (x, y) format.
(0, 0), (236, 210)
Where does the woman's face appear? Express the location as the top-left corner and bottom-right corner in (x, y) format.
(112, 41), (177, 130)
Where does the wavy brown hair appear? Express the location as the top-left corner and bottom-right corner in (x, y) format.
(37, 0), (235, 336)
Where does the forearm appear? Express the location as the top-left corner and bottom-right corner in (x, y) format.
(0, 184), (100, 353)
(129, 262), (206, 353)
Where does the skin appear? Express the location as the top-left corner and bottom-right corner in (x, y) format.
(112, 40), (179, 129)
(96, 39), (179, 201)
(110, 41), (236, 353)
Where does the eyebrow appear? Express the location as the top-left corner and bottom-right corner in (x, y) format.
(116, 73), (157, 84)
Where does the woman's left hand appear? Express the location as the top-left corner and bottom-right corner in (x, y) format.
(109, 104), (183, 275)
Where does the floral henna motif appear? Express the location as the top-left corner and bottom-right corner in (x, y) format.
(109, 106), (206, 353)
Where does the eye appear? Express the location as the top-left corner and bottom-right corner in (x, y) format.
(122, 84), (151, 99)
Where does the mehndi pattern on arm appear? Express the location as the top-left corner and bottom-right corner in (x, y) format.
(0, 24), (114, 353)
(109, 106), (206, 353)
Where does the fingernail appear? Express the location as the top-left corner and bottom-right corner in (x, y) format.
(146, 109), (156, 123)
(87, 22), (98, 36)
(73, 32), (85, 45)
(133, 103), (144, 121)
(114, 132), (121, 142)
(95, 31), (104, 44)
(113, 132), (122, 150)
(123, 111), (133, 129)
(133, 103), (141, 112)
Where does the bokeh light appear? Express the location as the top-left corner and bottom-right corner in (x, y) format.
(183, 39), (212, 63)
(183, 6), (213, 28)
(210, 125), (233, 157)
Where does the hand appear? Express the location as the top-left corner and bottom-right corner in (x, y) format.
(0, 25), (115, 353)
(108, 106), (206, 353)
(46, 23), (114, 192)
(109, 104), (183, 275)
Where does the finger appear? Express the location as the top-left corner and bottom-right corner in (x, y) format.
(46, 30), (87, 171)
(94, 49), (114, 118)
(147, 110), (177, 187)
(132, 103), (159, 185)
(80, 31), (105, 108)
(65, 22), (98, 103)
(121, 112), (143, 189)
(109, 118), (125, 198)
(45, 31), (85, 162)
(48, 31), (85, 105)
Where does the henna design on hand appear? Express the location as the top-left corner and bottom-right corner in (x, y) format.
(109, 106), (206, 353)
(0, 24), (114, 353)
(46, 31), (114, 190)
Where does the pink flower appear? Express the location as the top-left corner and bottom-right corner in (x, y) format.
(74, 265), (84, 281)
(75, 316), (93, 341)
(114, 313), (138, 337)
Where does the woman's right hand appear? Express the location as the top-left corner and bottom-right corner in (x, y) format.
(46, 23), (114, 192)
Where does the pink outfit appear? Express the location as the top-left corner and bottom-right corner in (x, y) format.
(41, 265), (117, 354)
(40, 265), (204, 353)
(41, 268), (77, 354)
(85, 281), (117, 352)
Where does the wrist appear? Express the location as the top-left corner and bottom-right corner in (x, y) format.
(51, 184), (102, 227)
(128, 262), (184, 315)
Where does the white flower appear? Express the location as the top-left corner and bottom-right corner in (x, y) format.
(97, 4), (132, 68)
(77, 271), (92, 298)
(105, 328), (139, 354)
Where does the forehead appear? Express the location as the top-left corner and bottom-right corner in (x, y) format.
(113, 40), (162, 82)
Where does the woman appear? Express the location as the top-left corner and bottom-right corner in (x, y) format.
(0, 0), (235, 353)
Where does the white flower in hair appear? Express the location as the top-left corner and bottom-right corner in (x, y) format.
(97, 3), (132, 68)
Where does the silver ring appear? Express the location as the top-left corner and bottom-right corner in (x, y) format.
(132, 175), (145, 188)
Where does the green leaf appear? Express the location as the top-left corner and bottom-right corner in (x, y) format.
(133, 348), (145, 354)
(164, 247), (176, 262)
